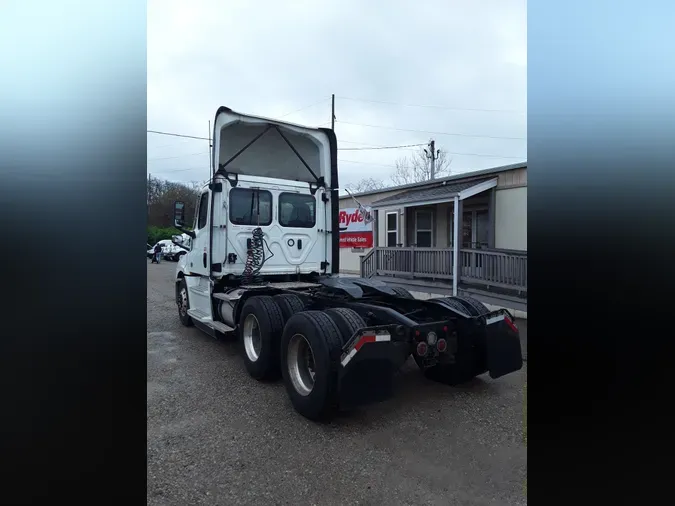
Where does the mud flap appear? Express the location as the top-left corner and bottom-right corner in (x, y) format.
(485, 313), (523, 379)
(338, 340), (409, 409)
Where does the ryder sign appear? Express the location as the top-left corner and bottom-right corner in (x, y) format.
(339, 208), (373, 248)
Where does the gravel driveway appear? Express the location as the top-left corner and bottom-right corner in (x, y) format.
(147, 261), (527, 505)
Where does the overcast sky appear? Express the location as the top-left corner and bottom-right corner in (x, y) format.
(147, 0), (526, 189)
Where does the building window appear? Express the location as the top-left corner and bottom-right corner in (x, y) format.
(415, 210), (433, 247)
(386, 212), (398, 247)
(279, 192), (316, 228)
(229, 188), (273, 226)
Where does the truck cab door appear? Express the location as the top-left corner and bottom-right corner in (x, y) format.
(187, 191), (211, 276)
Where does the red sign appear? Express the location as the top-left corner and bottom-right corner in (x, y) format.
(339, 207), (373, 248)
(338, 209), (372, 232)
(339, 232), (373, 248)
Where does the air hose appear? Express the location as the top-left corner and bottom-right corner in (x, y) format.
(242, 227), (265, 285)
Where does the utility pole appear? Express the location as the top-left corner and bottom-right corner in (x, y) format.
(331, 94), (335, 130)
(425, 139), (439, 180)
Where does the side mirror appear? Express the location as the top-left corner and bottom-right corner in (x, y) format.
(174, 201), (186, 228)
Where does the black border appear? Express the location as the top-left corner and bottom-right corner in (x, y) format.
(1, 3), (147, 504)
(528, 0), (674, 503)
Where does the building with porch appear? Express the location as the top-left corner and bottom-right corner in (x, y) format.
(339, 161), (527, 314)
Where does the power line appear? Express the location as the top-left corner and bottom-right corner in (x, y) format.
(339, 159), (398, 169)
(335, 120), (526, 141)
(339, 143), (426, 151)
(342, 146), (523, 159)
(338, 138), (524, 159)
(278, 97), (330, 118)
(148, 127), (523, 160)
(147, 130), (209, 141)
(147, 151), (210, 162)
(336, 95), (525, 114)
(149, 138), (201, 150)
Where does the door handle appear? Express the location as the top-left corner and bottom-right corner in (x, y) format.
(203, 252), (207, 268)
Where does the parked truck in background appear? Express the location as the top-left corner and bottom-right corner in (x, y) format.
(171, 107), (523, 421)
(147, 239), (187, 262)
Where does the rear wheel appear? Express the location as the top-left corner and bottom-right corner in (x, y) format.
(391, 286), (414, 299)
(176, 279), (193, 327)
(273, 294), (306, 324)
(325, 307), (366, 345)
(431, 297), (472, 316)
(239, 296), (285, 380)
(280, 311), (344, 421)
(449, 296), (489, 316)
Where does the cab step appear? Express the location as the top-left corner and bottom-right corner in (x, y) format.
(189, 286), (210, 297)
(186, 309), (234, 335)
(187, 308), (210, 322)
(210, 321), (235, 334)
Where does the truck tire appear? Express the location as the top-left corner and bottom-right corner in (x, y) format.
(176, 279), (193, 327)
(325, 307), (366, 344)
(280, 311), (344, 421)
(431, 297), (471, 316)
(450, 296), (489, 316)
(273, 294), (305, 324)
(239, 296), (285, 381)
(391, 286), (414, 299)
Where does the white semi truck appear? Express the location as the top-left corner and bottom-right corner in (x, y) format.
(171, 107), (523, 421)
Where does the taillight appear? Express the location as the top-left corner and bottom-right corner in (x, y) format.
(416, 341), (428, 357)
(504, 316), (518, 333)
(427, 331), (438, 346)
(437, 339), (447, 353)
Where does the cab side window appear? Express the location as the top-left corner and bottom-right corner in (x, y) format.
(197, 192), (209, 230)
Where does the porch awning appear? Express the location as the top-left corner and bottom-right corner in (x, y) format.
(370, 176), (497, 209)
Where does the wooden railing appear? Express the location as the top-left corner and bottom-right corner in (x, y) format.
(360, 248), (377, 278)
(363, 246), (527, 292)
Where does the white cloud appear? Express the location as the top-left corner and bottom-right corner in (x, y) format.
(148, 0), (526, 187)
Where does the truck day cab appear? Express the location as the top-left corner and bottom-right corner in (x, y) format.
(171, 107), (523, 421)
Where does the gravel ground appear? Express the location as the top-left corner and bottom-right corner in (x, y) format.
(147, 260), (527, 505)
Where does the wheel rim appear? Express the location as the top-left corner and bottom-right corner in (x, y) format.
(287, 333), (316, 396)
(179, 288), (188, 317)
(243, 314), (262, 362)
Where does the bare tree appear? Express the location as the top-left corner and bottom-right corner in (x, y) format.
(147, 175), (201, 228)
(391, 145), (452, 186)
(345, 177), (387, 193)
